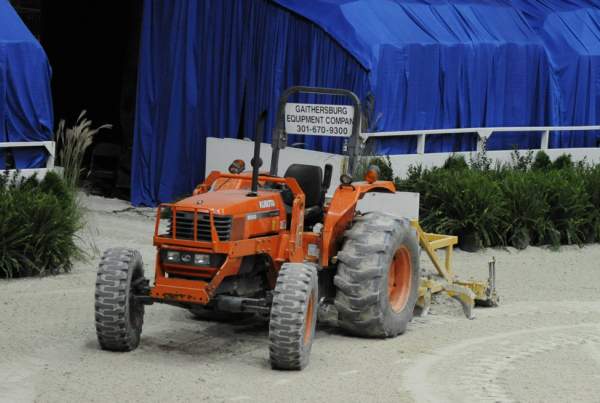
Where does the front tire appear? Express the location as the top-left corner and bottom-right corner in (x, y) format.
(269, 263), (318, 370)
(95, 248), (145, 351)
(334, 212), (419, 337)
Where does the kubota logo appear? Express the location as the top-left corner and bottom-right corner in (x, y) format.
(259, 199), (276, 209)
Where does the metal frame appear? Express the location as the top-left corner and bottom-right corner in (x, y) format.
(410, 220), (498, 319)
(270, 86), (362, 176)
(364, 125), (600, 154)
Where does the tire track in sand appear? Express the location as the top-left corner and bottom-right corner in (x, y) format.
(402, 304), (600, 403)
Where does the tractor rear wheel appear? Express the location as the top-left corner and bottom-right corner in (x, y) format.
(269, 262), (318, 370)
(334, 212), (419, 337)
(95, 248), (145, 351)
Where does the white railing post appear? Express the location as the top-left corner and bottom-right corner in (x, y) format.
(476, 129), (492, 152)
(541, 130), (550, 150)
(45, 141), (55, 168)
(416, 134), (426, 155)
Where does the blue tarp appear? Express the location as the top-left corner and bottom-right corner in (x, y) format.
(274, 0), (558, 153)
(0, 0), (53, 169)
(132, 0), (600, 206)
(512, 0), (600, 148)
(132, 0), (368, 205)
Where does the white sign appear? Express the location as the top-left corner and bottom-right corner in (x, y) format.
(285, 102), (354, 137)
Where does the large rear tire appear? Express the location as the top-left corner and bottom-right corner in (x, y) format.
(95, 248), (145, 351)
(269, 263), (318, 370)
(334, 212), (419, 337)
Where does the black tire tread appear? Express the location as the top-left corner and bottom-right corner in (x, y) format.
(269, 263), (318, 370)
(95, 247), (145, 352)
(334, 212), (419, 338)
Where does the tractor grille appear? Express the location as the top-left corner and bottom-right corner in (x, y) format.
(169, 211), (232, 241)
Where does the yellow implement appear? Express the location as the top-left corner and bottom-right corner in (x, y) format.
(411, 220), (499, 319)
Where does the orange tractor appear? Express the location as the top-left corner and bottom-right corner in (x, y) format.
(94, 87), (420, 370)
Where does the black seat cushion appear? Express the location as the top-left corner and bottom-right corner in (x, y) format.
(284, 164), (323, 208)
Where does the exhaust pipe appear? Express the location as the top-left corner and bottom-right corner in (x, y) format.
(248, 110), (267, 197)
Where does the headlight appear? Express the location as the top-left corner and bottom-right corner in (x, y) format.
(194, 254), (210, 265)
(166, 251), (180, 263)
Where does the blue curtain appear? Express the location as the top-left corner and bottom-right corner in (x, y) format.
(131, 0), (369, 206)
(133, 0), (600, 206)
(512, 0), (600, 148)
(0, 0), (53, 169)
(277, 0), (556, 154)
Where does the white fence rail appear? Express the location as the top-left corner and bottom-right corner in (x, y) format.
(207, 126), (600, 188)
(364, 125), (600, 154)
(0, 141), (56, 178)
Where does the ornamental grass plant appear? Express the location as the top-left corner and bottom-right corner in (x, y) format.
(0, 111), (109, 278)
(55, 110), (112, 188)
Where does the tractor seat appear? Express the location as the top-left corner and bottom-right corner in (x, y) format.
(282, 164), (324, 226)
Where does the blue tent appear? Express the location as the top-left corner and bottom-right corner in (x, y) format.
(132, 0), (600, 206)
(0, 0), (53, 169)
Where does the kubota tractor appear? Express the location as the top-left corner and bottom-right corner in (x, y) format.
(94, 87), (420, 370)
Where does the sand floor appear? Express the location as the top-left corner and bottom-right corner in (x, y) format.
(1, 194), (600, 402)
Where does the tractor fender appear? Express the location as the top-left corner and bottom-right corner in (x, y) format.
(320, 181), (395, 267)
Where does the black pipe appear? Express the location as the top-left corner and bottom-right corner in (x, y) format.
(319, 163), (333, 206)
(248, 110), (267, 197)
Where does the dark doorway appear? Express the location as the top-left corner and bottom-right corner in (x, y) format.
(11, 0), (143, 198)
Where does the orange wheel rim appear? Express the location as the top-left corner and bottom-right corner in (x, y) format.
(303, 291), (315, 345)
(388, 246), (412, 312)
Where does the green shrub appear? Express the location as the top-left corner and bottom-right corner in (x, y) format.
(532, 150), (552, 171)
(442, 154), (468, 171)
(552, 154), (573, 170)
(369, 156), (394, 181)
(469, 140), (493, 171)
(353, 155), (394, 181)
(539, 169), (590, 246)
(500, 171), (552, 249)
(509, 149), (534, 171)
(417, 169), (508, 249)
(0, 172), (83, 278)
(398, 152), (600, 250)
(395, 163), (422, 191)
(581, 165), (600, 242)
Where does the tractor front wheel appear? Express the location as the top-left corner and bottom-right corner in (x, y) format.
(269, 262), (318, 370)
(95, 248), (146, 351)
(334, 212), (419, 337)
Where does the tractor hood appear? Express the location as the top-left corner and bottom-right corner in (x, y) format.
(175, 189), (283, 216)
